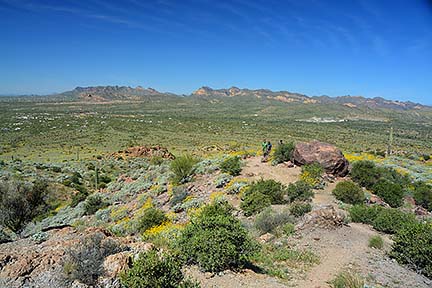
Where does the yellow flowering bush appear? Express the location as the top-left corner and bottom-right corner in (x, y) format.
(210, 191), (225, 202)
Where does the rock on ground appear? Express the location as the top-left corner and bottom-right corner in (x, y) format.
(292, 140), (349, 176)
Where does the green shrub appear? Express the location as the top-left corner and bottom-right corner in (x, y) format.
(170, 155), (198, 184)
(70, 185), (89, 207)
(286, 180), (314, 203)
(240, 179), (287, 216)
(138, 208), (168, 233)
(169, 185), (188, 207)
(368, 235), (384, 249)
(0, 179), (49, 232)
(372, 179), (404, 208)
(330, 271), (364, 288)
(332, 181), (364, 204)
(84, 194), (108, 215)
(300, 163), (324, 188)
(377, 166), (410, 188)
(390, 222), (432, 279)
(254, 207), (293, 234)
(64, 233), (124, 286)
(349, 205), (384, 225)
(289, 201), (312, 217)
(413, 181), (432, 211)
(282, 223), (295, 236)
(240, 190), (272, 216)
(273, 142), (294, 164)
(177, 201), (259, 272)
(219, 156), (242, 176)
(120, 248), (200, 288)
(372, 208), (416, 234)
(350, 160), (380, 189)
(422, 154), (431, 161)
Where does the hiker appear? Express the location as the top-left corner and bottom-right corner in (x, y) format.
(261, 140), (272, 162)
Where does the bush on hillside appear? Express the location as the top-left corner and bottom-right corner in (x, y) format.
(169, 185), (188, 207)
(377, 166), (410, 188)
(254, 207), (294, 234)
(0, 179), (49, 232)
(219, 156), (242, 176)
(390, 222), (432, 279)
(350, 160), (380, 189)
(332, 181), (365, 205)
(372, 179), (404, 208)
(170, 155), (198, 184)
(349, 205), (384, 225)
(84, 194), (108, 215)
(300, 163), (324, 188)
(70, 185), (89, 207)
(64, 233), (124, 286)
(413, 181), (432, 211)
(240, 179), (287, 216)
(240, 190), (272, 216)
(272, 142), (295, 164)
(372, 208), (416, 234)
(120, 248), (200, 288)
(289, 201), (312, 217)
(286, 180), (314, 203)
(177, 201), (259, 272)
(138, 208), (168, 233)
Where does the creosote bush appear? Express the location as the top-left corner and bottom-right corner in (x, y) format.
(0, 179), (49, 232)
(332, 181), (365, 205)
(349, 205), (416, 234)
(176, 201), (259, 272)
(372, 179), (404, 208)
(138, 208), (168, 233)
(170, 155), (198, 184)
(120, 248), (200, 288)
(272, 142), (295, 164)
(349, 205), (383, 225)
(286, 180), (314, 203)
(289, 201), (312, 217)
(413, 181), (432, 211)
(371, 208), (416, 234)
(390, 222), (432, 279)
(219, 156), (242, 176)
(350, 160), (380, 189)
(240, 179), (286, 216)
(84, 194), (108, 215)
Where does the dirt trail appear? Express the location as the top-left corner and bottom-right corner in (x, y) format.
(235, 157), (431, 288)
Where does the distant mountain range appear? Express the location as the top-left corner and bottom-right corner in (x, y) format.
(1, 85), (428, 111)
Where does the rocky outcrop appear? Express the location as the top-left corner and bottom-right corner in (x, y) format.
(111, 145), (175, 160)
(296, 205), (346, 230)
(292, 140), (349, 176)
(0, 227), (153, 288)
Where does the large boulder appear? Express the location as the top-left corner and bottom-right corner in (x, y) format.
(292, 140), (349, 176)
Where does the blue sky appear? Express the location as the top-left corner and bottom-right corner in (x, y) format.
(0, 0), (431, 104)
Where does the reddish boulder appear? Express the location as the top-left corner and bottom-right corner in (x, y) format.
(292, 140), (349, 176)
